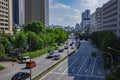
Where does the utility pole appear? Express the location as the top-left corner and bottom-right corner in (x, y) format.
(67, 35), (69, 57)
(29, 32), (32, 80)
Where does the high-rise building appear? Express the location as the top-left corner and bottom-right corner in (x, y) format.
(12, 0), (25, 25)
(96, 7), (102, 31)
(25, 0), (49, 27)
(0, 0), (13, 34)
(90, 7), (102, 33)
(90, 12), (96, 33)
(75, 23), (80, 31)
(102, 0), (120, 37)
(81, 10), (90, 32)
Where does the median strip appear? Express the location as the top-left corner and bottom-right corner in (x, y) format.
(32, 42), (80, 80)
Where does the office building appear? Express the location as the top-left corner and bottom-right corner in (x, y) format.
(90, 7), (102, 33)
(25, 0), (49, 27)
(0, 0), (13, 34)
(75, 23), (80, 31)
(90, 12), (96, 33)
(102, 0), (120, 37)
(81, 10), (90, 32)
(12, 0), (25, 25)
(96, 7), (102, 31)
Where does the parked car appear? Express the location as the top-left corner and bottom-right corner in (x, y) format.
(26, 61), (36, 68)
(53, 54), (61, 60)
(58, 48), (64, 52)
(11, 72), (30, 80)
(46, 53), (55, 58)
(22, 56), (30, 63)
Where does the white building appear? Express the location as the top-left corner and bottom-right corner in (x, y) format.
(102, 0), (120, 37)
(90, 12), (96, 33)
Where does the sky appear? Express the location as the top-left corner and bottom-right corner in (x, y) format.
(49, 0), (109, 27)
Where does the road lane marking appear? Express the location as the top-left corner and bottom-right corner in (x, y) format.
(84, 69), (88, 73)
(77, 75), (105, 79)
(98, 69), (101, 75)
(76, 56), (88, 75)
(91, 58), (97, 76)
(72, 68), (75, 72)
(59, 67), (63, 71)
(49, 72), (105, 79)
(63, 57), (79, 74)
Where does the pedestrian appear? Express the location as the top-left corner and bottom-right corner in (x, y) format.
(12, 62), (14, 66)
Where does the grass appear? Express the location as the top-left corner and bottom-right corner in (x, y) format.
(0, 65), (5, 71)
(23, 41), (67, 59)
(23, 46), (55, 58)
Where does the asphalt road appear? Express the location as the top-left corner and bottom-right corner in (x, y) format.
(40, 40), (106, 80)
(0, 39), (76, 80)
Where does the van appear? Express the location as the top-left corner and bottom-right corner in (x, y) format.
(26, 61), (36, 68)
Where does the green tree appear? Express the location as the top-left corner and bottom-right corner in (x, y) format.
(106, 72), (116, 80)
(14, 32), (27, 48)
(54, 28), (68, 43)
(24, 21), (44, 34)
(0, 37), (10, 54)
(101, 31), (118, 51)
(27, 32), (42, 51)
(114, 65), (120, 79)
(0, 44), (6, 59)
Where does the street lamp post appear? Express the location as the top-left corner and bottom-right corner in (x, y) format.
(107, 47), (120, 53)
(97, 51), (113, 72)
(103, 52), (114, 72)
(67, 35), (69, 56)
(29, 32), (32, 80)
(95, 51), (114, 72)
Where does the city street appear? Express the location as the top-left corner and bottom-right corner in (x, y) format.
(40, 40), (106, 80)
(0, 39), (76, 80)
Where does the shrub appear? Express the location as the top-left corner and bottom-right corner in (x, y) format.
(0, 65), (5, 71)
(106, 72), (116, 80)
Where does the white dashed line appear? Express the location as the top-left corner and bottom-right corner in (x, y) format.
(50, 72), (105, 79)
(76, 56), (88, 75)
(72, 68), (75, 72)
(84, 69), (88, 73)
(63, 57), (79, 74)
(98, 69), (101, 75)
(91, 58), (97, 76)
(58, 67), (63, 71)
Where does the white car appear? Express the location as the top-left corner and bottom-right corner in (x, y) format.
(22, 56), (30, 63)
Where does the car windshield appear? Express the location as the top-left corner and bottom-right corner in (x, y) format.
(14, 72), (23, 77)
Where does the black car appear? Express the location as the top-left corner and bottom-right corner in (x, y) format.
(11, 72), (30, 80)
(58, 48), (64, 52)
(53, 54), (61, 60)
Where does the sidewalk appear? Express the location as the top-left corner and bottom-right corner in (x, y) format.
(0, 61), (18, 69)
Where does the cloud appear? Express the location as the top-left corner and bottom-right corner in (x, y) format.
(81, 0), (98, 7)
(50, 3), (71, 9)
(65, 15), (81, 21)
(73, 9), (81, 14)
